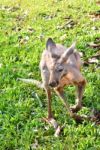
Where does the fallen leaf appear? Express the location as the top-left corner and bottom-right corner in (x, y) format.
(89, 10), (100, 21)
(0, 5), (20, 12)
(57, 19), (76, 30)
(96, 1), (100, 5)
(90, 109), (100, 125)
(88, 58), (99, 64)
(38, 12), (56, 20)
(27, 27), (35, 34)
(63, 16), (71, 20)
(10, 6), (20, 12)
(87, 42), (100, 49)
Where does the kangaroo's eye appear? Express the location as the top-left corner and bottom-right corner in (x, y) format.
(58, 68), (63, 72)
(56, 66), (63, 72)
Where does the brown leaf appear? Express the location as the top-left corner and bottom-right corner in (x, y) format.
(57, 19), (76, 30)
(89, 10), (100, 21)
(96, 1), (100, 5)
(27, 27), (35, 34)
(83, 51), (100, 66)
(63, 16), (71, 20)
(88, 42), (100, 49)
(90, 109), (100, 125)
(88, 58), (99, 64)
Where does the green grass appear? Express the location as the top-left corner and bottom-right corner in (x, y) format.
(0, 0), (100, 149)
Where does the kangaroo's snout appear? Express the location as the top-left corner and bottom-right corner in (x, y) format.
(49, 80), (59, 87)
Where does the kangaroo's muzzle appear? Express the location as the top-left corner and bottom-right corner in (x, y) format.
(49, 80), (59, 87)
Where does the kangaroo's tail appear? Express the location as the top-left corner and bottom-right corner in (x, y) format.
(17, 78), (44, 89)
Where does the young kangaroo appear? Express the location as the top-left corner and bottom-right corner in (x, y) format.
(18, 38), (86, 135)
(40, 38), (86, 120)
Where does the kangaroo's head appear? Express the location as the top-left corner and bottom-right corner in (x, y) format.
(46, 38), (76, 88)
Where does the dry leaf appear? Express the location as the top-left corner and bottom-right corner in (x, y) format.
(96, 1), (100, 5)
(90, 109), (100, 125)
(89, 10), (100, 21)
(88, 42), (100, 49)
(57, 19), (75, 30)
(88, 58), (99, 64)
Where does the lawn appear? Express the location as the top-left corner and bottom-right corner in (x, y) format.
(0, 0), (100, 149)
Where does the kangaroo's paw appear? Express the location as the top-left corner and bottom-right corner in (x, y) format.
(70, 104), (82, 113)
(42, 117), (61, 137)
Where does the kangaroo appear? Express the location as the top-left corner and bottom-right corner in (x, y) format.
(18, 38), (86, 136)
(40, 38), (86, 117)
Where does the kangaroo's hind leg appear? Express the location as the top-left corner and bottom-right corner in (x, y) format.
(71, 79), (86, 113)
(67, 66), (86, 113)
(55, 87), (84, 123)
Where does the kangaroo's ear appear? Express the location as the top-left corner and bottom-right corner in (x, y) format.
(46, 38), (56, 52)
(60, 42), (76, 63)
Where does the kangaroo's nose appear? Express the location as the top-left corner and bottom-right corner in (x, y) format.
(49, 81), (59, 87)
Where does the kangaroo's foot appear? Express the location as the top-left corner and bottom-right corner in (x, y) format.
(70, 104), (82, 113)
(42, 117), (61, 137)
(42, 117), (58, 129)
